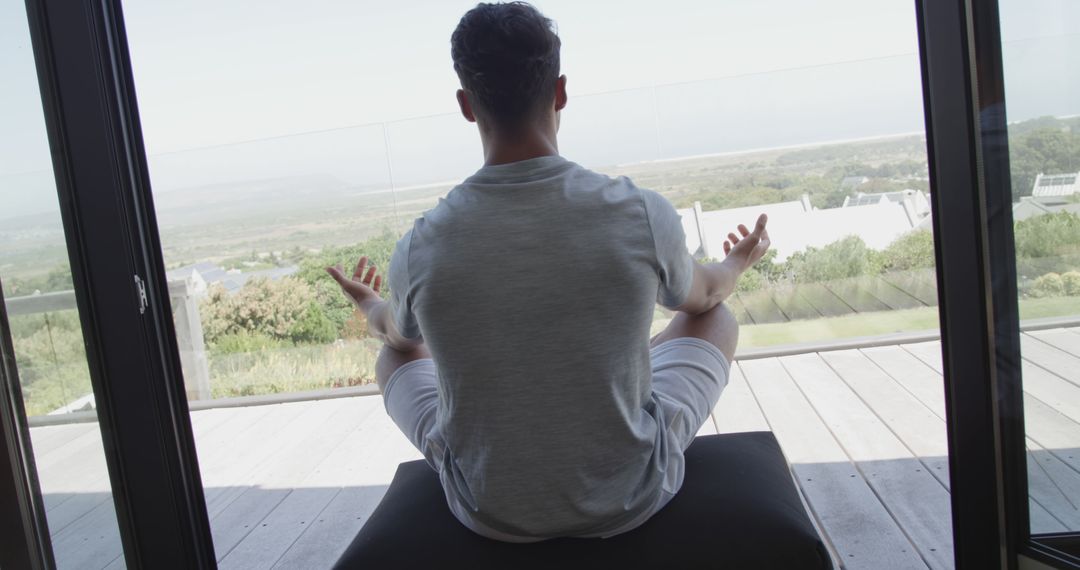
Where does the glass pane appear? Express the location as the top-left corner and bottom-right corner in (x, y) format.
(998, 0), (1080, 536)
(0, 3), (126, 568)
(123, 0), (949, 566)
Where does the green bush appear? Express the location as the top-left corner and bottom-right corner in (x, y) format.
(8, 311), (91, 416)
(1014, 212), (1080, 260)
(736, 268), (765, 292)
(786, 236), (881, 283)
(210, 330), (290, 354)
(1031, 272), (1065, 298)
(200, 277), (336, 345)
(289, 300), (339, 343)
(879, 230), (935, 272)
(1063, 271), (1080, 296)
(297, 232), (399, 337)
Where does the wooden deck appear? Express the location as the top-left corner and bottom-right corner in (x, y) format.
(29, 329), (1080, 569)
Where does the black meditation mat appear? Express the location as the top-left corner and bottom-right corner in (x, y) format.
(333, 431), (831, 569)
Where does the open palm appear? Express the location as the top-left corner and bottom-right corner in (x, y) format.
(722, 214), (771, 272)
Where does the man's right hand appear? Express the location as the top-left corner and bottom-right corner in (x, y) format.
(673, 214), (771, 316)
(721, 213), (770, 274)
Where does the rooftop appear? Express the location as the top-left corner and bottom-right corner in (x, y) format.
(1032, 172), (1080, 198)
(30, 326), (1080, 569)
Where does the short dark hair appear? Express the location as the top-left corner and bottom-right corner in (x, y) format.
(451, 2), (561, 129)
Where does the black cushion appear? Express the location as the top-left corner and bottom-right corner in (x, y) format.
(334, 431), (830, 569)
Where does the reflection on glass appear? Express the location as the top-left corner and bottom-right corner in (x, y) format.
(0, 4), (126, 568)
(999, 0), (1080, 536)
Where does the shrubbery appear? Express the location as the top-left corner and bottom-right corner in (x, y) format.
(1063, 271), (1080, 296)
(296, 232), (398, 337)
(1030, 273), (1065, 298)
(1029, 270), (1080, 298)
(200, 277), (336, 347)
(879, 230), (935, 272)
(786, 236), (882, 283)
(1014, 212), (1080, 260)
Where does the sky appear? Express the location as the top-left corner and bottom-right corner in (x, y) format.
(2, 0), (1079, 219)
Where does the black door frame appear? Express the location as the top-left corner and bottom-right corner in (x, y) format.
(2, 0), (1077, 568)
(1, 0), (217, 567)
(917, 0), (1080, 567)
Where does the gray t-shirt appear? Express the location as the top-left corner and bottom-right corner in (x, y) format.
(387, 155), (694, 539)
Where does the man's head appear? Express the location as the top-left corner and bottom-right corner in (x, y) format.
(451, 2), (566, 133)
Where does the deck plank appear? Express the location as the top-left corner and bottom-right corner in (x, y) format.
(48, 496), (122, 570)
(900, 342), (944, 374)
(1021, 334), (1080, 389)
(40, 405), (245, 536)
(271, 406), (423, 569)
(1022, 356), (1080, 424)
(205, 400), (355, 521)
(819, 349), (950, 489)
(213, 399), (379, 565)
(1027, 328), (1080, 360)
(200, 403), (314, 516)
(864, 341), (1080, 531)
(41, 406), (278, 568)
(29, 422), (95, 457)
(712, 363), (770, 434)
(1026, 439), (1080, 530)
(780, 353), (952, 569)
(740, 358), (927, 570)
(42, 330), (1080, 568)
(861, 346), (947, 422)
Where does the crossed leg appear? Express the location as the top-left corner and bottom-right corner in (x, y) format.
(375, 343), (432, 393)
(376, 302), (738, 394)
(650, 302), (739, 365)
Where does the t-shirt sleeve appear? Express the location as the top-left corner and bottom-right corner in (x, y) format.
(387, 230), (421, 340)
(640, 188), (695, 308)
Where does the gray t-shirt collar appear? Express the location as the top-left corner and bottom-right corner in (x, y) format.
(465, 155), (574, 185)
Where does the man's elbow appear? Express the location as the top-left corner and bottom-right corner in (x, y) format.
(672, 295), (715, 316)
(386, 333), (425, 352)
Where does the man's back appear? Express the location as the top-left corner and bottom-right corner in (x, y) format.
(387, 155), (695, 539)
(325, 2), (764, 544)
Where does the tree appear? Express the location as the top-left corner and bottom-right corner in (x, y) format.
(785, 236), (881, 283)
(879, 230), (935, 271)
(200, 277), (336, 346)
(296, 231), (400, 337)
(1014, 212), (1080, 259)
(1009, 127), (1080, 199)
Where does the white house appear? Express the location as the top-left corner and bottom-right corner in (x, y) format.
(1031, 172), (1080, 198)
(842, 190), (931, 223)
(678, 192), (930, 262)
(165, 262), (299, 295)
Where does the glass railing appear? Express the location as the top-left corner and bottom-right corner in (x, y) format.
(5, 50), (1079, 412)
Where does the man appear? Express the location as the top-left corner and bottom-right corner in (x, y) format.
(327, 1), (770, 543)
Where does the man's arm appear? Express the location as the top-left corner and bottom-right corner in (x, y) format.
(359, 297), (424, 351)
(326, 256), (423, 352)
(674, 214), (770, 315)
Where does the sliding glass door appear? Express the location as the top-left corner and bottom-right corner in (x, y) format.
(3, 0), (1078, 568)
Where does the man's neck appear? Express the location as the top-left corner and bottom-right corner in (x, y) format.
(480, 124), (560, 167)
